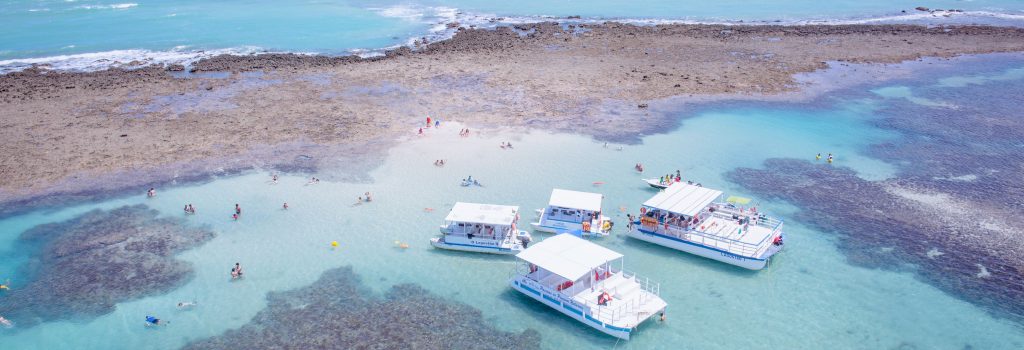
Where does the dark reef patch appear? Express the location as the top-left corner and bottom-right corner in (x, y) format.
(184, 266), (541, 350)
(728, 59), (1024, 323)
(728, 159), (1024, 321)
(0, 204), (214, 328)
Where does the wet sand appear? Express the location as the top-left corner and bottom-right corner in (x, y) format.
(2, 23), (1024, 210)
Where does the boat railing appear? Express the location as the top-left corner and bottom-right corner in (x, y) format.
(514, 270), (660, 325)
(586, 270), (659, 323)
(638, 217), (777, 258)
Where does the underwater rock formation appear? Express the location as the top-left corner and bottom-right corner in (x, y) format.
(184, 266), (541, 350)
(727, 159), (1024, 322)
(0, 204), (214, 328)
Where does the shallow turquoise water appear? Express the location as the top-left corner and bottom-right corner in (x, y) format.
(3, 60), (1024, 348)
(3, 0), (1024, 71)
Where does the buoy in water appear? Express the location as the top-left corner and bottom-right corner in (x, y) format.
(331, 241), (339, 247)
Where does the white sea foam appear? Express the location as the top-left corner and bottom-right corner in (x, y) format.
(76, 3), (137, 10)
(0, 46), (269, 74)
(5, 7), (1024, 74)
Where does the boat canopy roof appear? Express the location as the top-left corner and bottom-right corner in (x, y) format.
(643, 183), (723, 217)
(548, 188), (603, 212)
(516, 233), (622, 281)
(445, 202), (519, 226)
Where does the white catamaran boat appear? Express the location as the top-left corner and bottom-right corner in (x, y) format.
(531, 189), (612, 237)
(431, 202), (532, 254)
(627, 183), (785, 270)
(510, 234), (667, 340)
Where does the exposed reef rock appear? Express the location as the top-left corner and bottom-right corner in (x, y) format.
(184, 266), (541, 349)
(0, 204), (214, 328)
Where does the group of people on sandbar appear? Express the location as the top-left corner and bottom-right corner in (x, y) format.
(434, 159), (446, 166)
(459, 128), (471, 136)
(183, 204), (196, 214)
(500, 141), (514, 149)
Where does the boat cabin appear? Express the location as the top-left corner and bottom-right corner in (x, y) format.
(532, 189), (612, 236)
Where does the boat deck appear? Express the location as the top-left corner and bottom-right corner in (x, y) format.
(700, 216), (773, 245)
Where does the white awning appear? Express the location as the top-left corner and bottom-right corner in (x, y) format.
(548, 189), (603, 212)
(444, 202), (519, 226)
(516, 234), (623, 281)
(642, 183), (723, 217)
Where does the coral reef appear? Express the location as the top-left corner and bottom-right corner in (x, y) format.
(184, 266), (541, 349)
(0, 204), (214, 327)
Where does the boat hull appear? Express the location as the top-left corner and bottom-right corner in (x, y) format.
(510, 278), (632, 340)
(642, 179), (668, 189)
(430, 237), (520, 255)
(626, 228), (772, 270)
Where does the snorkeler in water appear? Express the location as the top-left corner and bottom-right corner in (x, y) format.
(145, 315), (167, 326)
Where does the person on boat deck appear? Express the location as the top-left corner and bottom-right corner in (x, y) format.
(597, 291), (612, 306)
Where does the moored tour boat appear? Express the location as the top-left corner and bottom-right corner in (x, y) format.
(510, 234), (667, 340)
(626, 183), (785, 270)
(431, 202), (532, 254)
(531, 189), (612, 237)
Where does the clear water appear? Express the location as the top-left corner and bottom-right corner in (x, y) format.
(2, 57), (1024, 348)
(3, 0), (1024, 71)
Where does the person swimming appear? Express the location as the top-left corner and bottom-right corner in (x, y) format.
(145, 316), (166, 326)
(235, 204), (241, 215)
(177, 301), (197, 309)
(231, 263), (243, 279)
(283, 202), (289, 210)
(364, 192), (372, 202)
(147, 188), (156, 197)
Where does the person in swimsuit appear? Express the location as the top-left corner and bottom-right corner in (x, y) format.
(145, 316), (166, 326)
